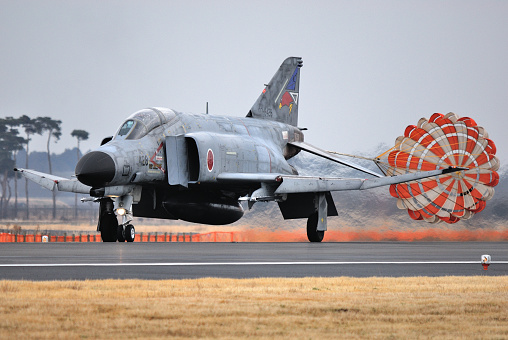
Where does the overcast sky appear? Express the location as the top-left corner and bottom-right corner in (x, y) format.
(1, 1), (507, 164)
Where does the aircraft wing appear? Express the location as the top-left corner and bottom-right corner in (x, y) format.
(217, 167), (465, 196)
(14, 168), (91, 194)
(288, 141), (383, 178)
(274, 168), (463, 194)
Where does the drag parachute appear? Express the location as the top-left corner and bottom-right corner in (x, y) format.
(377, 112), (499, 223)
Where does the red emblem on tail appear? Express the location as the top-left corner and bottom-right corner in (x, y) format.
(279, 92), (295, 113)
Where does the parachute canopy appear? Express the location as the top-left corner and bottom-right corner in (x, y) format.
(377, 112), (499, 224)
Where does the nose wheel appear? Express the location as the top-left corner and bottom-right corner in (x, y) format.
(125, 224), (135, 242)
(116, 224), (136, 242)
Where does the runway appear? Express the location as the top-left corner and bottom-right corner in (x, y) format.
(0, 242), (507, 280)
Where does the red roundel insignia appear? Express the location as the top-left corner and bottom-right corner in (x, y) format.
(207, 149), (214, 172)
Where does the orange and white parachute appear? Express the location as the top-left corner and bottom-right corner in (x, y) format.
(377, 112), (500, 223)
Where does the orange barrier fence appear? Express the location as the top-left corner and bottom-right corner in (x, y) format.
(0, 231), (236, 243)
(3, 229), (507, 243)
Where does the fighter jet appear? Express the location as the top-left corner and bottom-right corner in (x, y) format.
(15, 57), (463, 242)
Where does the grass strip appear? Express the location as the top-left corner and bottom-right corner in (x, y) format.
(1, 276), (507, 339)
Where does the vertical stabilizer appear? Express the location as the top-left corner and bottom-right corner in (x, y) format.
(247, 57), (302, 127)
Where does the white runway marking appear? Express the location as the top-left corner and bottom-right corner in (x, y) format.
(1, 261), (507, 267)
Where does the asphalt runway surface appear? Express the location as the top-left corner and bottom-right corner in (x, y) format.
(0, 242), (507, 280)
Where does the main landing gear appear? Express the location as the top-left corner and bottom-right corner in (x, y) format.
(98, 211), (118, 242)
(306, 193), (328, 243)
(306, 212), (324, 242)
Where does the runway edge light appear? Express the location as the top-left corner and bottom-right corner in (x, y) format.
(481, 254), (491, 270)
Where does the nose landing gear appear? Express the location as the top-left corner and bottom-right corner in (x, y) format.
(97, 196), (136, 242)
(115, 195), (135, 242)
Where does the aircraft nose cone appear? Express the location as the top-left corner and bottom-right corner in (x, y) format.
(75, 151), (115, 187)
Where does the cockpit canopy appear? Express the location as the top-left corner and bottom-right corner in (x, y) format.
(114, 108), (176, 140)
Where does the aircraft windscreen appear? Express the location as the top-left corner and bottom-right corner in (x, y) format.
(114, 108), (176, 140)
(117, 120), (135, 137)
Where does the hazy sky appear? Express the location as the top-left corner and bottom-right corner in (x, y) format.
(1, 1), (507, 163)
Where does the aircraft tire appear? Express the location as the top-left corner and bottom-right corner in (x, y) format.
(100, 213), (118, 242)
(125, 224), (135, 242)
(306, 212), (324, 242)
(117, 225), (126, 242)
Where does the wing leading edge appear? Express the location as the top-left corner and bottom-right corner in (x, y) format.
(14, 168), (91, 194)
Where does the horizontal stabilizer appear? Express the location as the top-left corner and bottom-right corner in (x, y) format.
(14, 168), (91, 194)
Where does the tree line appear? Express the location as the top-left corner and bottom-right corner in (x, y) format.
(0, 116), (89, 220)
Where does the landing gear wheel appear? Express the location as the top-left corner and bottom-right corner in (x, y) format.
(100, 213), (118, 242)
(125, 224), (135, 242)
(117, 225), (126, 242)
(307, 212), (324, 242)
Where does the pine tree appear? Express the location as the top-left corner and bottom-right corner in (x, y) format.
(19, 115), (43, 219)
(38, 117), (62, 219)
(71, 129), (89, 218)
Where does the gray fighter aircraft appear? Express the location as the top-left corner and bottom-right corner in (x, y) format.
(15, 57), (463, 242)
